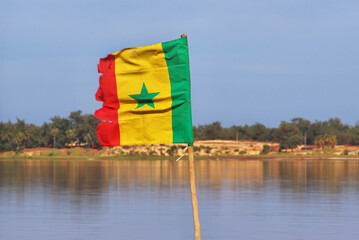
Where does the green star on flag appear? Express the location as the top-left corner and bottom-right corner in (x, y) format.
(129, 83), (160, 109)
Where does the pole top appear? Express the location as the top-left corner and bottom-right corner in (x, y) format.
(181, 34), (187, 38)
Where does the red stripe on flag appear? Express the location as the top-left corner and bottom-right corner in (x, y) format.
(96, 121), (120, 146)
(94, 54), (120, 145)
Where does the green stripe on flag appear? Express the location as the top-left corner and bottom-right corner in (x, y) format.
(162, 37), (193, 144)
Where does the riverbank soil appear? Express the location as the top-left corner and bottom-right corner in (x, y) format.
(1, 140), (359, 158)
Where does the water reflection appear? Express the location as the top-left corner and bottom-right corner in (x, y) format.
(1, 159), (359, 195)
(1, 158), (359, 240)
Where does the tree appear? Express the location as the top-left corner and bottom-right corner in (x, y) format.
(273, 121), (302, 151)
(13, 131), (27, 150)
(250, 123), (270, 141)
(291, 117), (311, 144)
(204, 121), (223, 139)
(50, 116), (71, 147)
(65, 129), (76, 148)
(326, 135), (337, 147)
(309, 121), (325, 143)
(193, 121), (224, 140)
(84, 133), (93, 148)
(315, 134), (337, 148)
(350, 124), (359, 145)
(336, 131), (352, 145)
(50, 128), (59, 148)
(1, 131), (11, 145)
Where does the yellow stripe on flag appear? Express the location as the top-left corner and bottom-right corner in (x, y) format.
(113, 43), (173, 145)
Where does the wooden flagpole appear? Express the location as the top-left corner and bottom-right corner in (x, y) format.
(180, 33), (201, 239)
(188, 145), (201, 240)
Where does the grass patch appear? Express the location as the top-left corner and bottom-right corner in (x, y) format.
(48, 150), (59, 156)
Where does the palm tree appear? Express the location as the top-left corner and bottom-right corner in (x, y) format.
(22, 131), (28, 148)
(315, 134), (337, 149)
(326, 135), (337, 148)
(315, 137), (324, 148)
(84, 133), (92, 148)
(65, 129), (76, 148)
(13, 131), (26, 150)
(50, 128), (59, 148)
(1, 131), (11, 145)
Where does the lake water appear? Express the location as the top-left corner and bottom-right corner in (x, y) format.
(0, 158), (359, 240)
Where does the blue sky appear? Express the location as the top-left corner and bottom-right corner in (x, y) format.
(1, 0), (358, 127)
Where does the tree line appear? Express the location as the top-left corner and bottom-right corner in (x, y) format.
(1, 112), (359, 152)
(193, 117), (359, 150)
(0, 111), (100, 152)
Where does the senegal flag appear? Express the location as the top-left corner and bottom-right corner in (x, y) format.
(95, 37), (193, 146)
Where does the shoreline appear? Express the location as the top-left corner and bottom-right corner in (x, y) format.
(2, 154), (359, 161)
(2, 140), (359, 160)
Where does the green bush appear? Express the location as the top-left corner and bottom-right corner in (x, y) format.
(167, 145), (178, 156)
(205, 147), (212, 154)
(194, 146), (201, 152)
(15, 146), (24, 155)
(48, 150), (58, 156)
(260, 145), (270, 155)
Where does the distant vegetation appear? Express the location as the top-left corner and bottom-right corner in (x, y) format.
(0, 110), (100, 152)
(193, 117), (359, 150)
(1, 112), (359, 152)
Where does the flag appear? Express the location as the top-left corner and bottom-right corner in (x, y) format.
(94, 37), (193, 146)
